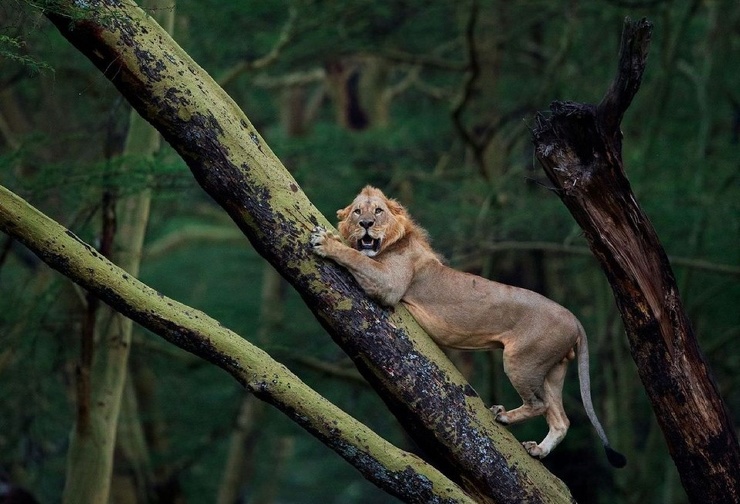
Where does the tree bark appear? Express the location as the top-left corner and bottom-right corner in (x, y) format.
(216, 395), (261, 504)
(531, 17), (740, 504)
(35, 1), (574, 502)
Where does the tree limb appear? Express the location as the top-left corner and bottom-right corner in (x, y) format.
(596, 17), (653, 149)
(217, 4), (298, 88)
(475, 241), (740, 276)
(451, 0), (486, 179)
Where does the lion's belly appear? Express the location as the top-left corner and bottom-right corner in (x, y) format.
(400, 265), (572, 351)
(401, 298), (506, 350)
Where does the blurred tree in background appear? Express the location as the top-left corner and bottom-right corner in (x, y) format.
(0, 0), (738, 503)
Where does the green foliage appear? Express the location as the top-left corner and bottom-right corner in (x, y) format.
(1, 0), (738, 503)
(0, 35), (52, 74)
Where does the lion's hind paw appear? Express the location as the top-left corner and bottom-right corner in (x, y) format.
(522, 441), (547, 459)
(490, 405), (510, 425)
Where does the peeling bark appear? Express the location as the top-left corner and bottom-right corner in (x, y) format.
(532, 17), (740, 504)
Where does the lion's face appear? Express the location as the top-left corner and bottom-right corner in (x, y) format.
(337, 186), (409, 257)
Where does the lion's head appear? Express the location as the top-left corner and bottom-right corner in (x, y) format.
(336, 186), (413, 257)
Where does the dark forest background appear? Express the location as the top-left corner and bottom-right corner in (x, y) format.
(1, 1), (738, 502)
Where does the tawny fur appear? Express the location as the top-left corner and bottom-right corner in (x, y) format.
(310, 185), (625, 466)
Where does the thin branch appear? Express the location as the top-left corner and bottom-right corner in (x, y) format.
(451, 0), (486, 179)
(411, 78), (451, 100)
(251, 68), (326, 89)
(145, 224), (243, 259)
(218, 4), (298, 87)
(383, 65), (422, 102)
(597, 17), (653, 139)
(289, 355), (367, 386)
(470, 241), (740, 276)
(370, 49), (467, 71)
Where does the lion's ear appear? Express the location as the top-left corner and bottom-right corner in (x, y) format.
(337, 220), (350, 240)
(336, 205), (351, 221)
(336, 205), (353, 240)
(385, 198), (407, 217)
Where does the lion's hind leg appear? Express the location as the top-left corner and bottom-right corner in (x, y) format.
(522, 359), (570, 459)
(491, 350), (548, 425)
(490, 397), (546, 425)
(492, 348), (571, 460)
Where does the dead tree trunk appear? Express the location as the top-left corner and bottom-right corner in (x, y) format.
(532, 17), (740, 504)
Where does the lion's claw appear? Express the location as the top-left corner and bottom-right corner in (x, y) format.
(308, 226), (331, 257)
(310, 225), (325, 244)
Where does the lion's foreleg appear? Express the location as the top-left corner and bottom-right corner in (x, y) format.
(310, 226), (411, 306)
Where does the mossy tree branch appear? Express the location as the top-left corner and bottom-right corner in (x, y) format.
(33, 0), (574, 502)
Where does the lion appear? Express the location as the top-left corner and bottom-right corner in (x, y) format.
(310, 185), (626, 467)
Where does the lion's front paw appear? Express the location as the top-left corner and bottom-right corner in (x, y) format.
(310, 225), (328, 256)
(310, 225), (339, 257)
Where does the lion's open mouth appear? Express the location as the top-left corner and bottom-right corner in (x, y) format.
(357, 234), (381, 255)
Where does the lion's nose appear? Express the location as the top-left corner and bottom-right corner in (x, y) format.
(359, 219), (374, 230)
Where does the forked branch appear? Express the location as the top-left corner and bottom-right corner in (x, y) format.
(597, 17), (653, 148)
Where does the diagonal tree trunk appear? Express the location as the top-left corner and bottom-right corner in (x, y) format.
(531, 17), (740, 504)
(32, 1), (574, 502)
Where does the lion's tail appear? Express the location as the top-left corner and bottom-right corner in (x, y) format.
(576, 320), (627, 468)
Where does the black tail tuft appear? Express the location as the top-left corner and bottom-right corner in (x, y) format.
(605, 445), (627, 468)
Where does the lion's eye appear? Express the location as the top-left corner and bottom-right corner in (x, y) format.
(353, 209), (361, 215)
(374, 208), (384, 215)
